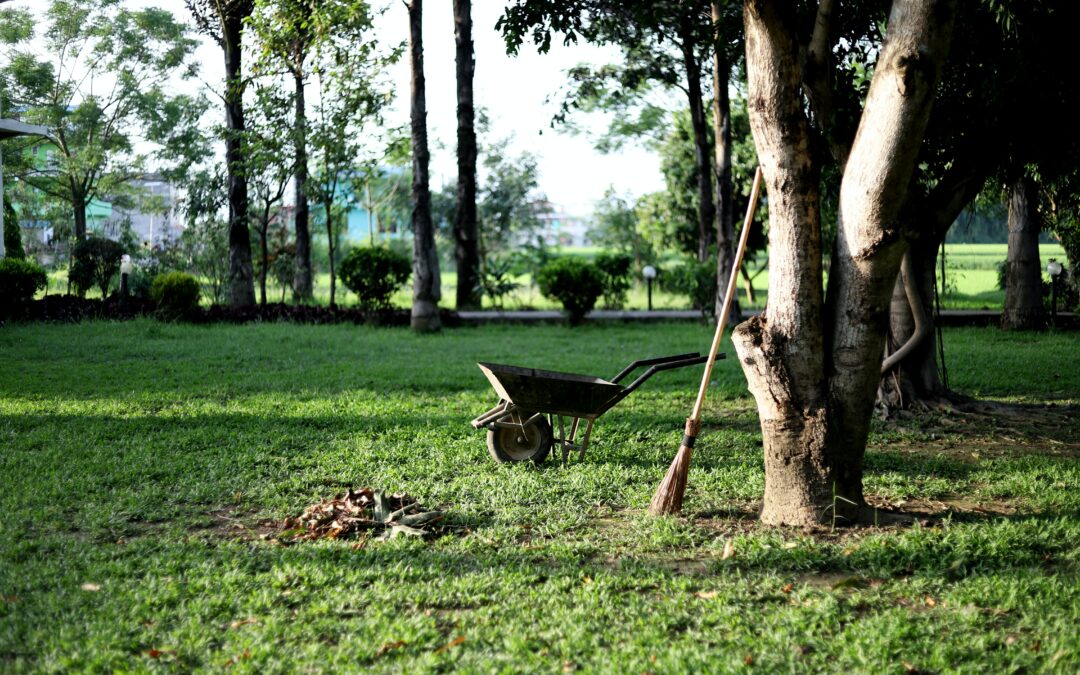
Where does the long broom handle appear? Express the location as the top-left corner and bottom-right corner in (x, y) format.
(689, 166), (763, 421)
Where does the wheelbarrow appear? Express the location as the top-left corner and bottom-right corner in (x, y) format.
(470, 352), (717, 464)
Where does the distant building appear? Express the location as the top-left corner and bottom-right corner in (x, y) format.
(99, 174), (184, 249)
(532, 200), (591, 247)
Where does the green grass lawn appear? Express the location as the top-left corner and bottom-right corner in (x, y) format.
(1, 322), (1078, 672)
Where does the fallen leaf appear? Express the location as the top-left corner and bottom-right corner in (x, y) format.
(903, 661), (917, 672)
(582, 576), (593, 585)
(924, 595), (937, 607)
(781, 583), (794, 594)
(80, 583), (101, 592)
(782, 541), (799, 549)
(229, 617), (258, 630)
(695, 590), (718, 600)
(743, 654), (754, 666)
(841, 547), (855, 557)
(563, 661), (577, 672)
(435, 635), (465, 654)
(721, 539), (735, 560)
(1, 595), (17, 603)
(376, 640), (406, 657)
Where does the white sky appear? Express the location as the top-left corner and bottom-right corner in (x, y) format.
(16, 0), (666, 215)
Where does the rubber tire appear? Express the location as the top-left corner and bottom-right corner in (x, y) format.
(486, 414), (553, 464)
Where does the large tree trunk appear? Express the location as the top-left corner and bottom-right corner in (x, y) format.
(679, 20), (715, 264)
(325, 201), (337, 309)
(72, 188), (88, 242)
(732, 0), (957, 527)
(733, 0), (828, 527)
(711, 1), (739, 324)
(1002, 177), (1044, 330)
(292, 69), (313, 303)
(259, 216), (269, 307)
(408, 0), (441, 332)
(223, 12), (256, 308)
(881, 166), (987, 409)
(882, 242), (942, 406)
(453, 0), (480, 310)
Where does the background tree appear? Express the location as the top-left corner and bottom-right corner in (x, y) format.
(453, 0), (480, 309)
(249, 0), (315, 302)
(408, 0), (440, 331)
(185, 0), (257, 308)
(245, 82), (294, 307)
(0, 1), (198, 242)
(500, 1), (719, 264)
(302, 0), (396, 309)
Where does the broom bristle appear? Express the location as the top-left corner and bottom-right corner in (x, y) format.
(649, 418), (702, 516)
(648, 444), (694, 516)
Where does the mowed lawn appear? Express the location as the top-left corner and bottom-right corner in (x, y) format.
(1, 322), (1078, 672)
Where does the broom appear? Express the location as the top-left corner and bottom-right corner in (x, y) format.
(649, 166), (763, 516)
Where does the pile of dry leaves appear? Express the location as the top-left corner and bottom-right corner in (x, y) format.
(277, 488), (444, 543)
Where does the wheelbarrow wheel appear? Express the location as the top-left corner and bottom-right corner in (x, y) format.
(487, 414), (553, 464)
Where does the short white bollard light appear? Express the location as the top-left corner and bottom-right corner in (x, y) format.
(1047, 260), (1063, 326)
(642, 265), (658, 311)
(120, 254), (133, 300)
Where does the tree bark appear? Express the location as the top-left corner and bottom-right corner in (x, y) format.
(881, 165), (987, 408)
(679, 20), (715, 264)
(223, 11), (256, 308)
(72, 189), (88, 242)
(453, 0), (480, 310)
(408, 0), (441, 331)
(325, 201), (337, 308)
(258, 218), (268, 307)
(292, 69), (313, 302)
(734, 0), (828, 527)
(732, 0), (957, 527)
(1002, 176), (1044, 329)
(711, 1), (739, 324)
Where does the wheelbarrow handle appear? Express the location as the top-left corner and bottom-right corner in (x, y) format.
(610, 353), (702, 384)
(598, 354), (714, 415)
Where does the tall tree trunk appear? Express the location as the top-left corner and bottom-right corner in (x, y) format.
(732, 0), (957, 527)
(258, 215), (269, 307)
(223, 12), (255, 308)
(733, 0), (828, 527)
(1002, 176), (1044, 329)
(453, 0), (480, 310)
(325, 201), (336, 308)
(72, 189), (88, 242)
(679, 20), (715, 264)
(408, 0), (441, 332)
(292, 69), (313, 302)
(881, 167), (987, 408)
(711, 2), (739, 323)
(882, 239), (942, 406)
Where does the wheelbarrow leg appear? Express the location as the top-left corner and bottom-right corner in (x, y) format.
(557, 415), (570, 465)
(577, 419), (595, 462)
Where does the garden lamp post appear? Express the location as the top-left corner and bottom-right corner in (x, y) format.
(120, 255), (133, 298)
(643, 265), (657, 311)
(1047, 260), (1063, 326)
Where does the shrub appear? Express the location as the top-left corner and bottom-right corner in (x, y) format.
(593, 252), (632, 309)
(536, 257), (604, 325)
(70, 237), (125, 298)
(479, 256), (521, 309)
(339, 246), (411, 310)
(151, 272), (201, 319)
(4, 201), (26, 260)
(0, 257), (47, 317)
(662, 258), (716, 318)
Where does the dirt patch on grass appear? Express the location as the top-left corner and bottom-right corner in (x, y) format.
(188, 506), (278, 541)
(877, 400), (1080, 461)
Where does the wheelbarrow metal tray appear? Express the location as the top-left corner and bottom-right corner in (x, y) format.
(477, 362), (623, 418)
